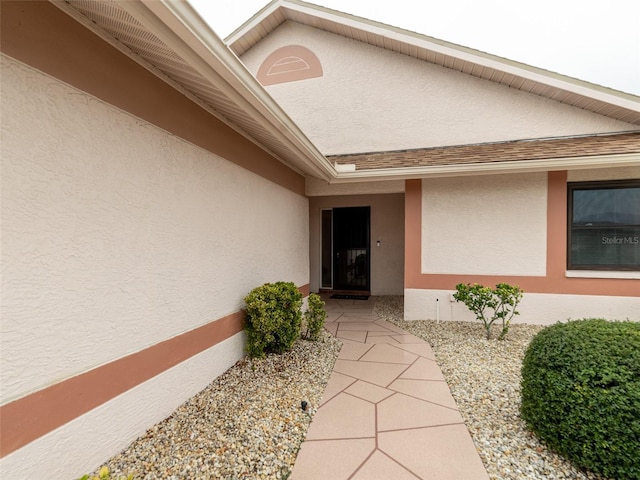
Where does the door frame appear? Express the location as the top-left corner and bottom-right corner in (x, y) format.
(320, 206), (371, 293)
(320, 208), (333, 290)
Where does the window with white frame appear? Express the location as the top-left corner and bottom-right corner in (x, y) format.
(568, 180), (640, 270)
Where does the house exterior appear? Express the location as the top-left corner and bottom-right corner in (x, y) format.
(0, 0), (638, 477)
(228, 0), (640, 324)
(0, 1), (332, 477)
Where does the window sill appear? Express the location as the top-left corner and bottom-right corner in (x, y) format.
(566, 270), (640, 280)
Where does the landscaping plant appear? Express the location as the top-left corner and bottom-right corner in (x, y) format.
(78, 466), (134, 480)
(453, 282), (523, 339)
(243, 281), (302, 358)
(301, 293), (327, 341)
(521, 319), (640, 480)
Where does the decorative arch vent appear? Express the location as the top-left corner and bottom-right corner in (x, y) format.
(257, 45), (323, 86)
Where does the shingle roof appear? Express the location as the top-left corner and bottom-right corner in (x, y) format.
(328, 131), (640, 170)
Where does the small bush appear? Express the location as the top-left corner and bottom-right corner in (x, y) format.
(521, 319), (640, 479)
(453, 282), (523, 339)
(302, 293), (327, 341)
(78, 466), (134, 480)
(244, 282), (302, 358)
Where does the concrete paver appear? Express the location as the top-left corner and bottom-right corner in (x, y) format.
(290, 296), (489, 480)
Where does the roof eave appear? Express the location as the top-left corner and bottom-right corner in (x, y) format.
(226, 0), (284, 46)
(328, 153), (640, 183)
(79, 0), (336, 181)
(147, 0), (337, 180)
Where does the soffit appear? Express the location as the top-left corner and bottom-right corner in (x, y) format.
(51, 0), (333, 180)
(228, 0), (640, 126)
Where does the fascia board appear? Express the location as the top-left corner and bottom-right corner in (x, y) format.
(374, 28), (638, 112)
(329, 153), (640, 183)
(119, 0), (335, 180)
(226, 0), (284, 45)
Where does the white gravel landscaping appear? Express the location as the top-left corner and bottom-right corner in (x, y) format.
(90, 296), (611, 480)
(99, 332), (341, 480)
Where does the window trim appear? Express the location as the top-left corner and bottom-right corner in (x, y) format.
(567, 179), (640, 271)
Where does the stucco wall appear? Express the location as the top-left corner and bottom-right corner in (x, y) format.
(421, 173), (547, 276)
(404, 289), (640, 324)
(240, 22), (636, 155)
(0, 334), (244, 479)
(405, 169), (639, 324)
(1, 54), (309, 476)
(309, 194), (404, 295)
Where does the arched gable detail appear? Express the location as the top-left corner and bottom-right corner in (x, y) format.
(257, 45), (323, 86)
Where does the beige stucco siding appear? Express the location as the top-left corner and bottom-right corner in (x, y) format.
(405, 289), (640, 324)
(1, 54), (309, 405)
(241, 22), (636, 155)
(405, 171), (639, 324)
(309, 194), (404, 295)
(1, 334), (244, 478)
(421, 173), (548, 276)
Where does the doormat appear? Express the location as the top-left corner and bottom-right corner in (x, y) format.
(331, 294), (370, 300)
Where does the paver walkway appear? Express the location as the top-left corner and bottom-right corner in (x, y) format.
(291, 296), (489, 480)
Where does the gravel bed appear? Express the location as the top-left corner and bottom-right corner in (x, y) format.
(98, 331), (341, 480)
(375, 295), (609, 480)
(90, 296), (612, 480)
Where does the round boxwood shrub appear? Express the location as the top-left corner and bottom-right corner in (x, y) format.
(243, 281), (302, 358)
(521, 319), (640, 479)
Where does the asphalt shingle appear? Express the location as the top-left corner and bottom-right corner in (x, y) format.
(328, 131), (640, 170)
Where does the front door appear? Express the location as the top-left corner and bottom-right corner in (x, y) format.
(332, 207), (370, 291)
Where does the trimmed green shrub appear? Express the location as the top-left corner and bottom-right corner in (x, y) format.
(302, 293), (327, 341)
(243, 282), (302, 358)
(521, 319), (640, 479)
(453, 282), (523, 339)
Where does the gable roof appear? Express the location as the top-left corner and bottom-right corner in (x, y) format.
(328, 131), (640, 181)
(30, 1), (640, 184)
(227, 0), (640, 127)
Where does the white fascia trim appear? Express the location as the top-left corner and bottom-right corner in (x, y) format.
(226, 0), (283, 45)
(276, 1), (640, 112)
(329, 153), (640, 183)
(125, 1), (335, 181)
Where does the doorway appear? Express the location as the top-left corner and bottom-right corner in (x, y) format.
(321, 206), (370, 292)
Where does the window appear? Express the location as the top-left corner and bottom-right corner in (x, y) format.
(568, 180), (640, 270)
